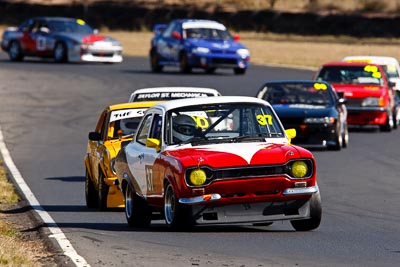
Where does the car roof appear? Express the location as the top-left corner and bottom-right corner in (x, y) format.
(321, 61), (381, 67)
(342, 56), (400, 65)
(179, 19), (226, 30)
(261, 80), (331, 85)
(151, 96), (271, 111)
(129, 87), (221, 101)
(108, 101), (162, 111)
(31, 17), (79, 22)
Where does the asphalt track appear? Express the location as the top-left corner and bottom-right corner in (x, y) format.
(0, 53), (399, 267)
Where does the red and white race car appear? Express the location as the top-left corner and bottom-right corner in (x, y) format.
(114, 96), (321, 230)
(1, 17), (122, 63)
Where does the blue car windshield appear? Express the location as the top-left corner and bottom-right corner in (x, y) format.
(184, 28), (232, 40)
(47, 20), (94, 34)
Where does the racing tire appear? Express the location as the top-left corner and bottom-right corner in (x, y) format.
(54, 42), (68, 63)
(205, 67), (216, 74)
(342, 123), (349, 148)
(125, 185), (151, 228)
(234, 68), (246, 75)
(150, 50), (163, 72)
(164, 182), (194, 229)
(85, 170), (98, 209)
(290, 191), (322, 231)
(328, 124), (342, 151)
(97, 172), (109, 211)
(393, 106), (399, 129)
(8, 41), (24, 62)
(179, 53), (192, 74)
(380, 112), (393, 132)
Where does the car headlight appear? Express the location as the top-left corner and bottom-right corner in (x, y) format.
(304, 117), (335, 124)
(286, 160), (313, 179)
(236, 48), (250, 58)
(192, 47), (210, 54)
(362, 97), (384, 107)
(189, 169), (207, 186)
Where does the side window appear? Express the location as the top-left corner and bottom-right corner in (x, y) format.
(149, 114), (162, 140)
(136, 114), (153, 145)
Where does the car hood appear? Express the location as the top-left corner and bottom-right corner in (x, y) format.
(331, 84), (386, 98)
(164, 142), (311, 168)
(273, 104), (334, 118)
(54, 32), (120, 45)
(186, 38), (246, 51)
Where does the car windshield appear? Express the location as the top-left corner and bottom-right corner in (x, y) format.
(259, 82), (334, 106)
(109, 108), (146, 138)
(382, 64), (400, 78)
(317, 65), (384, 85)
(166, 103), (285, 145)
(47, 19), (94, 34)
(184, 28), (232, 40)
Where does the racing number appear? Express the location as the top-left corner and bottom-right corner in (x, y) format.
(36, 36), (46, 51)
(191, 115), (209, 129)
(145, 165), (154, 192)
(256, 114), (273, 126)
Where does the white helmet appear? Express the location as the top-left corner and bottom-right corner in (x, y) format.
(172, 114), (196, 142)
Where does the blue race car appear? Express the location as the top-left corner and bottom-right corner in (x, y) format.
(256, 80), (349, 150)
(149, 19), (250, 75)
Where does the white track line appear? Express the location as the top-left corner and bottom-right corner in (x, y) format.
(0, 126), (89, 267)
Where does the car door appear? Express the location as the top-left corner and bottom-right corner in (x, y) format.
(19, 19), (37, 53)
(125, 112), (162, 196)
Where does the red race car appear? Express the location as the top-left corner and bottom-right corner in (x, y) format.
(114, 96), (321, 231)
(315, 61), (396, 131)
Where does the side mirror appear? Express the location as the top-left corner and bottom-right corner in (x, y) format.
(93, 29), (99, 34)
(388, 81), (396, 89)
(146, 138), (161, 152)
(171, 31), (182, 40)
(233, 34), (240, 41)
(153, 24), (166, 35)
(338, 98), (347, 105)
(285, 128), (296, 144)
(88, 132), (101, 141)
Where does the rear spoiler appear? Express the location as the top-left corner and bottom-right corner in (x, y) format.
(153, 24), (166, 34)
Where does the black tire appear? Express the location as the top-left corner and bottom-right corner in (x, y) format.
(393, 106), (399, 129)
(8, 40), (24, 62)
(164, 182), (193, 229)
(342, 123), (349, 148)
(97, 172), (109, 211)
(205, 67), (216, 74)
(234, 68), (246, 75)
(290, 191), (322, 231)
(85, 170), (98, 208)
(150, 49), (163, 72)
(179, 53), (192, 73)
(125, 185), (151, 228)
(328, 124), (342, 151)
(54, 42), (68, 63)
(380, 112), (393, 132)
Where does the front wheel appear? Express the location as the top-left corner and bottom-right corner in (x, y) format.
(290, 191), (322, 231)
(97, 172), (109, 211)
(54, 42), (68, 63)
(85, 170), (98, 209)
(125, 185), (151, 228)
(150, 50), (163, 72)
(179, 53), (192, 74)
(380, 111), (393, 132)
(164, 182), (193, 229)
(234, 68), (246, 75)
(8, 41), (24, 61)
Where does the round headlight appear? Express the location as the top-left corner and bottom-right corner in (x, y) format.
(189, 169), (207, 186)
(291, 161), (308, 178)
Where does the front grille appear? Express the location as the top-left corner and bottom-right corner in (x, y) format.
(214, 165), (285, 179)
(92, 52), (114, 57)
(211, 58), (237, 65)
(345, 98), (363, 107)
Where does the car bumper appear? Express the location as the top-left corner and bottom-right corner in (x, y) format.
(282, 122), (339, 147)
(180, 185), (318, 225)
(189, 53), (249, 69)
(69, 44), (123, 63)
(347, 107), (388, 125)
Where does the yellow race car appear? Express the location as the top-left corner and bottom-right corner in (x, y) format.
(84, 101), (160, 210)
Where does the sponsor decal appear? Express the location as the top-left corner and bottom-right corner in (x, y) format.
(136, 92), (209, 99)
(110, 108), (147, 122)
(194, 143), (271, 164)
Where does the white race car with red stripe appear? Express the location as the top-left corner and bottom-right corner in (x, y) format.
(114, 96), (322, 231)
(1, 17), (122, 63)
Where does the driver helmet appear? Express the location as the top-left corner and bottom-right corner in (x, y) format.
(172, 114), (196, 142)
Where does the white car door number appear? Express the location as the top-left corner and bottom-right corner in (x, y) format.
(145, 165), (154, 192)
(36, 36), (46, 51)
